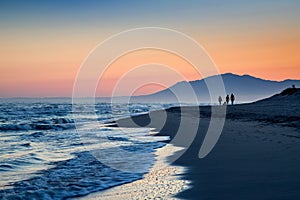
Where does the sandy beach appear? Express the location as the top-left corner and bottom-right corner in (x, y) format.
(79, 144), (190, 200)
(99, 88), (300, 199)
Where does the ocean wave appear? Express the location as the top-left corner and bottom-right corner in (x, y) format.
(0, 164), (14, 171)
(0, 151), (144, 200)
(0, 101), (174, 199)
(28, 131), (44, 138)
(0, 118), (75, 131)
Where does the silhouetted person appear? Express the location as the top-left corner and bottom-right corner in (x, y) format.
(230, 93), (235, 105)
(226, 94), (230, 105)
(291, 85), (297, 94)
(218, 96), (222, 105)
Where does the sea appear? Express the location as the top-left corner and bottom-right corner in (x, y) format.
(0, 98), (180, 199)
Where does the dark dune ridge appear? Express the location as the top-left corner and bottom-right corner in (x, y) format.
(110, 88), (300, 199)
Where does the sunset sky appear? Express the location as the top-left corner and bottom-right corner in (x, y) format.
(1, 0), (299, 97)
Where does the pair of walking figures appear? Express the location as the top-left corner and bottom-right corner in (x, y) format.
(218, 94), (235, 105)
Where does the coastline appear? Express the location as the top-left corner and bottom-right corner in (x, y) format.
(76, 89), (300, 199)
(77, 144), (190, 200)
(100, 91), (300, 199)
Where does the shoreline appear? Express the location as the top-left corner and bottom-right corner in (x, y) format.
(77, 89), (299, 199)
(103, 92), (300, 199)
(77, 144), (190, 200)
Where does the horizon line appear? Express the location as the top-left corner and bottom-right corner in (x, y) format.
(1, 72), (299, 99)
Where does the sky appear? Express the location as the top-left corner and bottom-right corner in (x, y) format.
(0, 0), (299, 97)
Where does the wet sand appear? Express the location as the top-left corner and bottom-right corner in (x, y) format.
(78, 145), (190, 200)
(81, 89), (300, 199)
(105, 89), (300, 199)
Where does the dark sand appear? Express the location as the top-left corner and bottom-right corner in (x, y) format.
(111, 89), (300, 199)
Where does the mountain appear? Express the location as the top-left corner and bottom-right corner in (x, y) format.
(131, 73), (300, 103)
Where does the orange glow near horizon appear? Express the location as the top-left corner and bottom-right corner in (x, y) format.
(195, 27), (300, 81)
(1, 1), (300, 97)
(96, 49), (202, 96)
(0, 30), (299, 97)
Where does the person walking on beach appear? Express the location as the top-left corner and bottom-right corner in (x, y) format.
(230, 93), (235, 105)
(226, 94), (230, 105)
(218, 96), (222, 105)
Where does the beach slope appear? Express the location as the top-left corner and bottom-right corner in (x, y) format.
(113, 88), (300, 199)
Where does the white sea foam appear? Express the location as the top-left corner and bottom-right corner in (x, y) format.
(0, 100), (181, 199)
